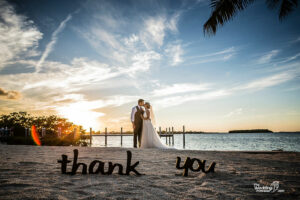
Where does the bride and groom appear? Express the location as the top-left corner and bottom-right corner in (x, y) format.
(130, 99), (169, 149)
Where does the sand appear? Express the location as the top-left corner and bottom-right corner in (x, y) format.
(0, 144), (299, 200)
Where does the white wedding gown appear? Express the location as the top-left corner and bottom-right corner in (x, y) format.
(140, 110), (169, 149)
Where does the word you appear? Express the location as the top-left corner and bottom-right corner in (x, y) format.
(57, 149), (141, 175)
(176, 156), (216, 176)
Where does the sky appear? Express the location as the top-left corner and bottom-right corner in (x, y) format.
(0, 0), (300, 132)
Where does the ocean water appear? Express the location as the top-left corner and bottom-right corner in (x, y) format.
(91, 132), (300, 152)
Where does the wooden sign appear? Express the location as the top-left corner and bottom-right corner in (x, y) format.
(176, 156), (216, 176)
(57, 149), (141, 175)
(57, 149), (216, 177)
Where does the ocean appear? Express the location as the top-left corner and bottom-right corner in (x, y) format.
(91, 132), (300, 152)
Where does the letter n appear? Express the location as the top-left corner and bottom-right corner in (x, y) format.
(108, 162), (124, 175)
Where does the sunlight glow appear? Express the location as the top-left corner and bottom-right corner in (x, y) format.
(56, 101), (105, 130)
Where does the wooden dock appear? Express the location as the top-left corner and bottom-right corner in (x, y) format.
(86, 125), (187, 148)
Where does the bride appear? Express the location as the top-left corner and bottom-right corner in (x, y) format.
(140, 102), (170, 149)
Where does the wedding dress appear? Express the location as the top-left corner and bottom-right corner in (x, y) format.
(140, 109), (169, 149)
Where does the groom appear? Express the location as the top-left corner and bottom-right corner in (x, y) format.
(131, 99), (145, 148)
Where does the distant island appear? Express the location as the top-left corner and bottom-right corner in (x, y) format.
(228, 129), (273, 133)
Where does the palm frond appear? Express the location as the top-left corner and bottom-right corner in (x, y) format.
(279, 0), (298, 19)
(266, 0), (298, 19)
(203, 0), (255, 35)
(266, 0), (281, 9)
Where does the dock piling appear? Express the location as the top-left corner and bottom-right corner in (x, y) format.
(172, 127), (174, 145)
(90, 127), (92, 146)
(159, 127), (161, 137)
(165, 128), (168, 144)
(120, 127), (123, 146)
(168, 127), (171, 144)
(105, 128), (107, 146)
(183, 125), (185, 149)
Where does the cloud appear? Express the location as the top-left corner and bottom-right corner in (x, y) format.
(280, 53), (300, 64)
(285, 85), (300, 92)
(224, 108), (243, 117)
(189, 47), (236, 59)
(290, 36), (300, 44)
(0, 55), (143, 114)
(20, 58), (120, 90)
(167, 13), (181, 33)
(257, 50), (280, 64)
(124, 34), (139, 46)
(0, 0), (43, 69)
(36, 14), (72, 72)
(142, 17), (166, 47)
(185, 47), (236, 65)
(78, 14), (179, 71)
(123, 51), (161, 74)
(0, 87), (21, 100)
(154, 89), (231, 108)
(140, 14), (180, 48)
(234, 70), (297, 91)
(152, 65), (300, 108)
(78, 27), (128, 64)
(165, 43), (184, 66)
(77, 11), (182, 80)
(152, 83), (210, 97)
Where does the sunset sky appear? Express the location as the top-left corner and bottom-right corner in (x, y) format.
(0, 0), (300, 132)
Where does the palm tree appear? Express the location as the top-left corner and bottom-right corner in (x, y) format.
(203, 0), (298, 35)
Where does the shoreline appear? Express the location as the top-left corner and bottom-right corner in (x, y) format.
(3, 143), (299, 152)
(1, 143), (298, 152)
(89, 132), (300, 134)
(0, 145), (299, 199)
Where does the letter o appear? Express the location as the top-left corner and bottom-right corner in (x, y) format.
(189, 158), (203, 172)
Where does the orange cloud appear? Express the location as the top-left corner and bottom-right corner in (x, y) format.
(0, 87), (21, 100)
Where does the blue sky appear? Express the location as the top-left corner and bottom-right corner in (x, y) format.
(0, 0), (300, 132)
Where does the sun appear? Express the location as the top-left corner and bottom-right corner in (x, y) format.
(56, 101), (104, 130)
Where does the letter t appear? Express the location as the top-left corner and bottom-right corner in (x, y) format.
(57, 154), (71, 174)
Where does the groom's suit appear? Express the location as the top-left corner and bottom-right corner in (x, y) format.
(131, 105), (144, 148)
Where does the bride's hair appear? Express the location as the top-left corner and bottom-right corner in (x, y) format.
(145, 102), (150, 108)
(145, 102), (156, 126)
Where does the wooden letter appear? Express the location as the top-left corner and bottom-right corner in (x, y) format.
(57, 154), (71, 174)
(71, 149), (87, 175)
(125, 151), (141, 175)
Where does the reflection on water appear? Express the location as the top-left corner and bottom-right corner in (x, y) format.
(92, 132), (300, 152)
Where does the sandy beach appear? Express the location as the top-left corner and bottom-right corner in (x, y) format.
(0, 144), (299, 200)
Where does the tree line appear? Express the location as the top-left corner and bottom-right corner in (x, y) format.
(0, 111), (87, 146)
